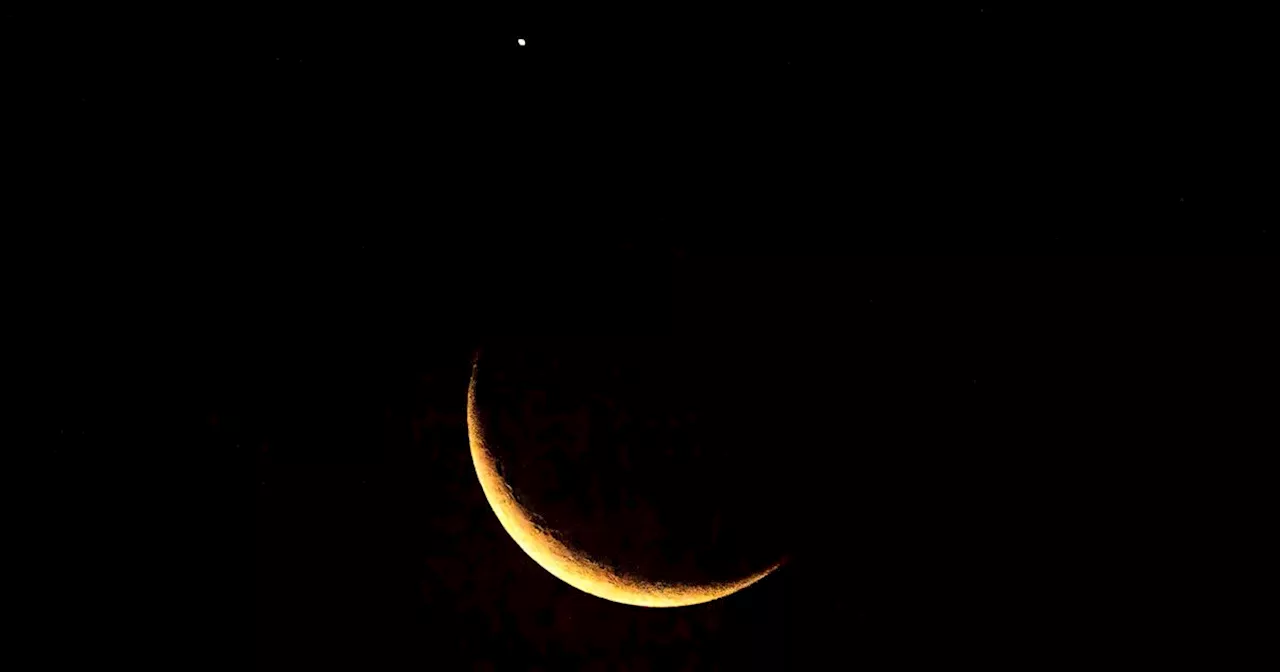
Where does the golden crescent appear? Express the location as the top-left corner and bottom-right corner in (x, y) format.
(467, 369), (782, 607)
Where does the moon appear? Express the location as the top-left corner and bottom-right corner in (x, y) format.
(466, 355), (785, 608)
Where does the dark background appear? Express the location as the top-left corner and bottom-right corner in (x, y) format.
(15, 3), (1270, 250)
(22, 3), (1271, 670)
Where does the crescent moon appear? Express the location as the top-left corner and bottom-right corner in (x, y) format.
(467, 368), (782, 607)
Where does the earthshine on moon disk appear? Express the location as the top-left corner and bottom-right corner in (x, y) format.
(466, 360), (783, 608)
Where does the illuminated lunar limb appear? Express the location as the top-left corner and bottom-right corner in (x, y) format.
(466, 367), (782, 608)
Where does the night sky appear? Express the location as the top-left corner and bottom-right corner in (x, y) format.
(23, 4), (1272, 670)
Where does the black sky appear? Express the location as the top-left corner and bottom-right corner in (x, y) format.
(21, 4), (1272, 670)
(20, 3), (1265, 251)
